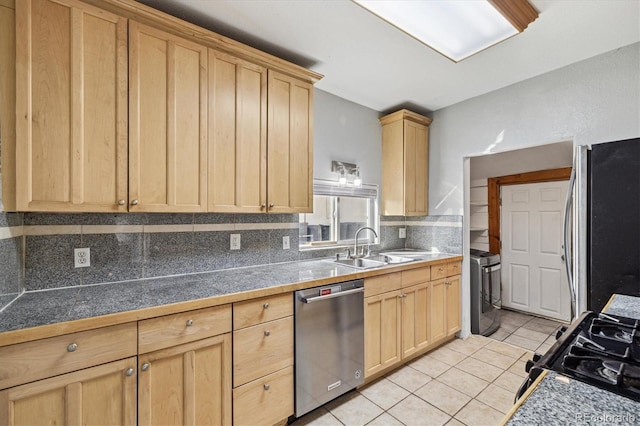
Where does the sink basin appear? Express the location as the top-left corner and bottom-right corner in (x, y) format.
(334, 258), (387, 270)
(331, 254), (417, 270)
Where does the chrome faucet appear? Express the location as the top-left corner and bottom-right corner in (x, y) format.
(352, 226), (378, 259)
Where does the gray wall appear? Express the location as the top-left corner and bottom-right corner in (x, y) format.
(430, 42), (640, 216)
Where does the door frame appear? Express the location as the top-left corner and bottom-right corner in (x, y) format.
(488, 167), (572, 254)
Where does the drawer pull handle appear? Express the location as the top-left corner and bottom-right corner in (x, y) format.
(263, 303), (269, 309)
(67, 343), (78, 352)
(125, 368), (134, 376)
(263, 383), (270, 391)
(439, 267), (444, 272)
(186, 319), (194, 326)
(264, 330), (271, 337)
(141, 363), (150, 371)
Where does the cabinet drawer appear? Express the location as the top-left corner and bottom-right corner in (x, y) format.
(138, 305), (231, 354)
(448, 261), (461, 276)
(233, 293), (293, 330)
(431, 263), (448, 280)
(365, 272), (401, 297)
(401, 266), (430, 287)
(0, 322), (137, 390)
(233, 316), (293, 387)
(233, 366), (294, 426)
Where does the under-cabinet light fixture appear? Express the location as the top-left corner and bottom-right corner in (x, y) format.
(353, 0), (538, 62)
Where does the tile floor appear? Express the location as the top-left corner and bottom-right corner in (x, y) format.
(291, 310), (564, 426)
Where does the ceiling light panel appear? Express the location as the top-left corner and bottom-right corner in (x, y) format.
(355, 0), (520, 62)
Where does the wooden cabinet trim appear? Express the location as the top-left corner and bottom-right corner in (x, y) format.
(233, 293), (292, 330)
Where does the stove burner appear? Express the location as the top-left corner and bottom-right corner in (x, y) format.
(602, 361), (640, 384)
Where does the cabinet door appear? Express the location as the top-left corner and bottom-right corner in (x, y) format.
(0, 357), (136, 426)
(129, 21), (207, 212)
(208, 50), (267, 212)
(138, 334), (232, 426)
(364, 290), (402, 377)
(16, 0), (128, 212)
(267, 70), (313, 213)
(401, 281), (431, 358)
(446, 275), (462, 336)
(404, 120), (428, 216)
(431, 278), (447, 343)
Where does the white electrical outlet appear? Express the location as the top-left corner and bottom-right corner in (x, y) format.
(230, 234), (241, 250)
(282, 236), (290, 250)
(399, 228), (407, 239)
(74, 248), (91, 268)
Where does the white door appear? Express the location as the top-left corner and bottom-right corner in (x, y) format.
(501, 181), (570, 321)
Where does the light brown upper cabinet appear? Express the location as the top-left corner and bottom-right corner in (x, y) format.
(380, 109), (432, 216)
(129, 21), (208, 212)
(208, 50), (267, 213)
(15, 0), (128, 212)
(267, 70), (314, 213)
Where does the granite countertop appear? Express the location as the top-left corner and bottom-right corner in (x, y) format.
(504, 294), (640, 425)
(0, 251), (459, 345)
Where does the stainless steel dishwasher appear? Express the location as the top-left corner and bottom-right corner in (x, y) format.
(294, 279), (364, 418)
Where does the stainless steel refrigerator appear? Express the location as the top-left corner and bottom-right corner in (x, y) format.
(567, 138), (640, 317)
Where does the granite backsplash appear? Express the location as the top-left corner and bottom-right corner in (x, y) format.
(0, 212), (462, 310)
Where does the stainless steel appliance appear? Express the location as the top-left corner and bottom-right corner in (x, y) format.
(566, 138), (640, 318)
(469, 249), (501, 336)
(516, 311), (640, 402)
(294, 279), (365, 417)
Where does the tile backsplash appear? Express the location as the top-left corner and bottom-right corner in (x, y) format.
(0, 211), (462, 309)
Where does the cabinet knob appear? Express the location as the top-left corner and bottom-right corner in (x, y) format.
(261, 203), (266, 209)
(186, 319), (193, 326)
(263, 383), (270, 391)
(141, 363), (150, 371)
(439, 267), (444, 272)
(67, 343), (78, 352)
(118, 199), (125, 206)
(263, 303), (269, 309)
(130, 199), (139, 206)
(264, 330), (271, 337)
(269, 203), (274, 208)
(125, 368), (135, 376)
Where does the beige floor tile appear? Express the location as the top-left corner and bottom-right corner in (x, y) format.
(454, 400), (505, 426)
(476, 383), (517, 414)
(386, 365), (432, 392)
(512, 327), (548, 343)
(471, 348), (518, 370)
(427, 346), (468, 366)
(497, 321), (519, 333)
(445, 418), (465, 426)
(444, 336), (490, 356)
(366, 412), (405, 426)
(536, 342), (552, 354)
(488, 328), (511, 341)
(503, 334), (540, 351)
(455, 357), (504, 382)
(500, 311), (531, 326)
(359, 377), (410, 410)
(414, 379), (472, 416)
(388, 395), (450, 426)
(437, 367), (489, 397)
(493, 370), (526, 393)
(520, 321), (560, 335)
(409, 355), (452, 378)
(485, 340), (527, 360)
(527, 316), (562, 328)
(325, 392), (384, 426)
(519, 351), (535, 362)
(543, 334), (558, 345)
(507, 360), (528, 378)
(291, 407), (343, 426)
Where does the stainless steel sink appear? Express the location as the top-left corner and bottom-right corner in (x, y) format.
(332, 254), (416, 269)
(334, 258), (386, 269)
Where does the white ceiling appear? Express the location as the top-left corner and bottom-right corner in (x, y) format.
(137, 0), (640, 114)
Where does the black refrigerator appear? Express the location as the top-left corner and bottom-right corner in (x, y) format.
(583, 138), (640, 311)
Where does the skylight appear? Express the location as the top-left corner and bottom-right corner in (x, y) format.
(354, 0), (538, 62)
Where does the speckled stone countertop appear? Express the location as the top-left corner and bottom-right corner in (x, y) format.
(505, 371), (639, 426)
(0, 252), (458, 345)
(503, 294), (640, 425)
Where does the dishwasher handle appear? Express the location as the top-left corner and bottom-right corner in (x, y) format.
(301, 287), (364, 303)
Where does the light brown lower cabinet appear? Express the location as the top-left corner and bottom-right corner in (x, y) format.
(430, 278), (447, 342)
(0, 357), (137, 425)
(401, 280), (431, 358)
(364, 289), (402, 377)
(446, 274), (462, 336)
(232, 366), (294, 426)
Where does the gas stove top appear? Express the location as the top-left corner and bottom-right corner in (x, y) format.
(519, 311), (640, 402)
